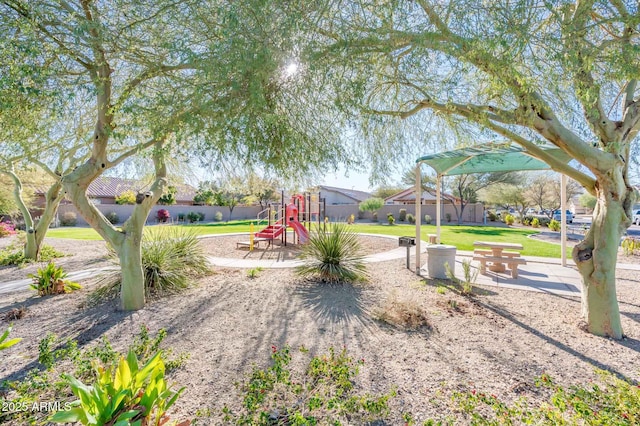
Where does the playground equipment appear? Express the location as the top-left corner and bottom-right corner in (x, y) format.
(244, 191), (325, 249)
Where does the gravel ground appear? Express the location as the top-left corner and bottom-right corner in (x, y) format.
(0, 233), (639, 424)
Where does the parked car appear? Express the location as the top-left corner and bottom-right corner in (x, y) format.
(633, 209), (640, 225)
(552, 209), (573, 223)
(525, 208), (537, 216)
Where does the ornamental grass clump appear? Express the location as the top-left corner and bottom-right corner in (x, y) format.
(94, 227), (209, 302)
(296, 223), (368, 284)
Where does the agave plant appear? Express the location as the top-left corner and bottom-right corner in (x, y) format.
(296, 223), (368, 284)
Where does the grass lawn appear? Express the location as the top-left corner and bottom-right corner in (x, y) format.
(46, 221), (560, 257)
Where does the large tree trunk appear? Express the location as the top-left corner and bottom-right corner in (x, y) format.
(114, 224), (145, 310)
(572, 178), (632, 339)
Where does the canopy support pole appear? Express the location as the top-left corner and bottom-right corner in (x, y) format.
(436, 174), (442, 243)
(415, 163), (422, 275)
(561, 173), (567, 267)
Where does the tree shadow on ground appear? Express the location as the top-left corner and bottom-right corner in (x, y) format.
(476, 299), (639, 382)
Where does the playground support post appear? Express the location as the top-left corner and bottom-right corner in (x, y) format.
(415, 163), (422, 275)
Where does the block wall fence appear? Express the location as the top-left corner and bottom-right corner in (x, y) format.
(55, 202), (484, 226)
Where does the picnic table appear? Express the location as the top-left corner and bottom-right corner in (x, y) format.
(472, 241), (526, 278)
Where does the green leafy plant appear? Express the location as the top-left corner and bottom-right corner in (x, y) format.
(296, 223), (368, 284)
(487, 211), (497, 221)
(424, 214), (432, 224)
(115, 190), (137, 205)
(504, 214), (515, 225)
(29, 262), (81, 296)
(399, 209), (407, 221)
(187, 211), (204, 223)
(531, 217), (540, 228)
(548, 218), (561, 231)
(105, 211), (119, 224)
(0, 324), (22, 350)
(436, 286), (447, 295)
(214, 211), (223, 221)
(50, 350), (186, 426)
(223, 345), (395, 424)
(0, 242), (65, 266)
(445, 259), (477, 296)
(621, 237), (639, 256)
(445, 213), (452, 223)
(387, 213), (395, 225)
(347, 213), (355, 224)
(447, 370), (640, 425)
(406, 213), (415, 224)
(246, 267), (264, 279)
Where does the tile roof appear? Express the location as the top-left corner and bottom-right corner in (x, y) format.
(385, 187), (457, 203)
(317, 185), (373, 203)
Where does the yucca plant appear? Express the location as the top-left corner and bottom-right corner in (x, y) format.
(29, 262), (81, 296)
(99, 227), (209, 300)
(296, 223), (368, 284)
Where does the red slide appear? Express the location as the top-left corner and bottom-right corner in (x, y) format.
(288, 218), (309, 244)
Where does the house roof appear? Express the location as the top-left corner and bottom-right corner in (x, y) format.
(87, 177), (197, 202)
(34, 176), (196, 203)
(317, 185), (373, 203)
(385, 187), (457, 203)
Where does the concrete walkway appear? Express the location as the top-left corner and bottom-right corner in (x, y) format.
(1, 232), (638, 296)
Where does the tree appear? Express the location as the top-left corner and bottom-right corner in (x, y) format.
(318, 1), (640, 337)
(579, 193), (597, 212)
(402, 169), (516, 224)
(243, 174), (279, 210)
(359, 197), (384, 220)
(372, 185), (403, 199)
(220, 176), (246, 220)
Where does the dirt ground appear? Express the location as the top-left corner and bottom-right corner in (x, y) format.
(0, 234), (639, 424)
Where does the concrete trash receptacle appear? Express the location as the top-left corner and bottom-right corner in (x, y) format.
(426, 245), (456, 279)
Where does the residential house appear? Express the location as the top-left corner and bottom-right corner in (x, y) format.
(384, 187), (457, 205)
(316, 185), (373, 205)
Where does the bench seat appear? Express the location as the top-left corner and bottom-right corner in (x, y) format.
(473, 250), (521, 258)
(473, 255), (527, 278)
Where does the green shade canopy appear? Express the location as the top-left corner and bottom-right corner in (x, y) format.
(417, 143), (573, 176)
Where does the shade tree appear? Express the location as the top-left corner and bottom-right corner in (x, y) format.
(316, 0), (640, 338)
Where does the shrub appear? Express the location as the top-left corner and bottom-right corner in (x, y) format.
(187, 211), (204, 223)
(372, 211), (378, 222)
(447, 370), (640, 425)
(60, 211), (77, 226)
(97, 227), (209, 299)
(373, 296), (430, 330)
(28, 262), (81, 296)
(347, 213), (355, 224)
(424, 214), (432, 224)
(487, 211), (497, 221)
(177, 212), (186, 222)
(445, 259), (477, 296)
(445, 213), (452, 222)
(0, 243), (64, 266)
(296, 223), (368, 284)
(222, 345), (395, 424)
(0, 222), (16, 238)
(1, 326), (188, 425)
(156, 208), (170, 223)
(114, 190), (136, 205)
(398, 209), (407, 221)
(104, 211), (119, 224)
(214, 211), (223, 221)
(407, 213), (415, 224)
(50, 350), (185, 425)
(522, 215), (533, 226)
(531, 217), (540, 228)
(2, 306), (26, 321)
(0, 324), (22, 351)
(504, 214), (515, 225)
(548, 218), (561, 231)
(621, 237), (639, 256)
(387, 213), (395, 225)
